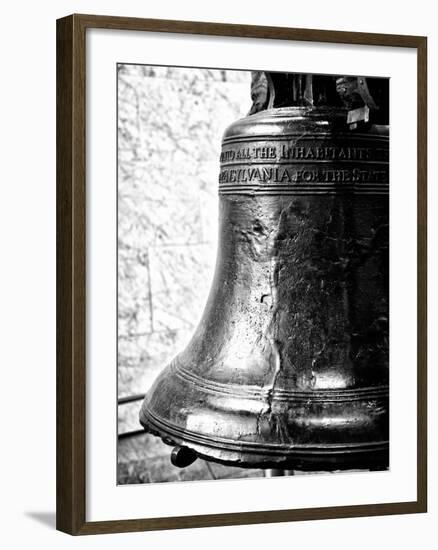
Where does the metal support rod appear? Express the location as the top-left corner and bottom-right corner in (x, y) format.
(265, 469), (295, 477)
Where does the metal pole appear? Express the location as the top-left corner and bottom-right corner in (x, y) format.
(265, 469), (295, 477)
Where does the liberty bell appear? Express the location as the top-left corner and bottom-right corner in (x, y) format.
(140, 72), (389, 472)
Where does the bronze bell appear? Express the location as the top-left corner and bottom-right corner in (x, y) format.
(140, 73), (389, 472)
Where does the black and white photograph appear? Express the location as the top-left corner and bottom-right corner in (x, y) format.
(1, 1), (432, 545)
(117, 65), (390, 485)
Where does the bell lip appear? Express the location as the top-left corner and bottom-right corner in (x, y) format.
(140, 407), (389, 472)
(139, 358), (389, 471)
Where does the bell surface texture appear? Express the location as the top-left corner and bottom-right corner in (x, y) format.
(140, 75), (389, 472)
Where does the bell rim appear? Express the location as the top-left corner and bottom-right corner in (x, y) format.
(140, 407), (389, 471)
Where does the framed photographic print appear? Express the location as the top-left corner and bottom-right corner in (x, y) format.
(56, 14), (427, 535)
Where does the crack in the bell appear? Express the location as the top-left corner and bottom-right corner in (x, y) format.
(255, 203), (290, 436)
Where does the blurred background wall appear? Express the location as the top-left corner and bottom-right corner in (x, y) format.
(117, 64), (264, 483)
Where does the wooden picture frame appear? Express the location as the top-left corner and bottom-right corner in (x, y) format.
(56, 13), (427, 535)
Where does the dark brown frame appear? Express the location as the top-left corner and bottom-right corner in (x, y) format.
(56, 13), (427, 535)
